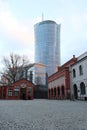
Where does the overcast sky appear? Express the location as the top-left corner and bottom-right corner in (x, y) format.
(0, 0), (87, 67)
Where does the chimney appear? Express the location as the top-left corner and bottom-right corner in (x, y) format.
(73, 55), (75, 58)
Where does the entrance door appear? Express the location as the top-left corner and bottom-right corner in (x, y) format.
(20, 88), (26, 100)
(73, 84), (78, 99)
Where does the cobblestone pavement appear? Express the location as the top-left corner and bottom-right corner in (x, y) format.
(0, 99), (87, 130)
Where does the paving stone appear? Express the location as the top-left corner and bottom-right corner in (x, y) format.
(0, 100), (87, 130)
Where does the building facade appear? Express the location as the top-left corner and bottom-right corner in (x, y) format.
(0, 63), (47, 99)
(20, 63), (47, 99)
(34, 20), (61, 76)
(28, 63), (48, 99)
(9, 63), (46, 87)
(27, 63), (46, 86)
(0, 79), (34, 100)
(70, 52), (87, 100)
(48, 56), (77, 99)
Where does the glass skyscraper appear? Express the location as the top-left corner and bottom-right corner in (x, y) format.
(34, 20), (61, 76)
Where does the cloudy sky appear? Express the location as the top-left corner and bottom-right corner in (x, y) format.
(0, 0), (87, 67)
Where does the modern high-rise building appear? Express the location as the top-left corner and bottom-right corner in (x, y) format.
(34, 20), (61, 76)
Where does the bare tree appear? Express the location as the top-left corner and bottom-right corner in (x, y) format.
(0, 53), (30, 85)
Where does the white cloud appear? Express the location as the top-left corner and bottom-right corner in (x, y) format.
(0, 0), (34, 46)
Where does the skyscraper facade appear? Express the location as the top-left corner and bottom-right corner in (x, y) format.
(34, 20), (61, 76)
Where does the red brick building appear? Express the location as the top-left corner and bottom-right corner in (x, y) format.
(48, 56), (77, 99)
(0, 79), (34, 100)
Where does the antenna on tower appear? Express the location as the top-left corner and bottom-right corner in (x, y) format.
(42, 13), (44, 21)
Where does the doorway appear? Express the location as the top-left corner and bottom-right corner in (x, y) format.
(73, 84), (78, 99)
(20, 88), (26, 100)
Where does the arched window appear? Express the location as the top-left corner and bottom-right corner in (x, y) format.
(51, 88), (53, 96)
(79, 65), (83, 75)
(54, 88), (56, 96)
(80, 82), (86, 95)
(61, 86), (65, 96)
(73, 69), (76, 77)
(58, 87), (60, 96)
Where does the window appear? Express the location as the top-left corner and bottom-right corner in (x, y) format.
(28, 87), (32, 91)
(79, 65), (83, 75)
(80, 82), (86, 95)
(73, 69), (76, 77)
(14, 91), (19, 96)
(28, 87), (32, 96)
(14, 87), (19, 96)
(8, 90), (12, 96)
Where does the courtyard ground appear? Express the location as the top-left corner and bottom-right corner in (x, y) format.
(0, 99), (87, 130)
